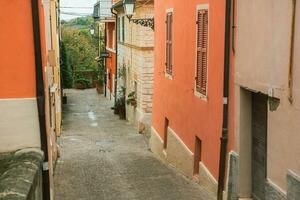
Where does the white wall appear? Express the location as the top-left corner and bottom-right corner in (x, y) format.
(0, 98), (41, 153)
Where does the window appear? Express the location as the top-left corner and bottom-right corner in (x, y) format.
(56, 2), (60, 30)
(195, 7), (208, 96)
(193, 136), (202, 175)
(122, 16), (125, 42)
(165, 11), (173, 76)
(117, 17), (120, 42)
(163, 118), (169, 149)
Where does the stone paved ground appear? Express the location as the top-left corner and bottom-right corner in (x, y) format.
(54, 89), (215, 200)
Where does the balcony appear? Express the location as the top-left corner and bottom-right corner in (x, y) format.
(93, 0), (114, 21)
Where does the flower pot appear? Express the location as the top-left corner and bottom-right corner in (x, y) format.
(119, 107), (126, 120)
(92, 80), (98, 88)
(130, 99), (137, 107)
(63, 95), (67, 104)
(96, 85), (104, 94)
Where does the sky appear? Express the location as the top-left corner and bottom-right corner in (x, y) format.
(60, 0), (97, 21)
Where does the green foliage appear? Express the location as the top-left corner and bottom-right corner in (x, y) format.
(126, 91), (136, 106)
(61, 16), (102, 88)
(98, 61), (105, 86)
(62, 26), (98, 72)
(68, 17), (94, 28)
(74, 77), (91, 88)
(60, 41), (73, 88)
(115, 87), (126, 108)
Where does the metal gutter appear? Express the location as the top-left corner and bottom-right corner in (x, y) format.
(31, 0), (50, 199)
(217, 0), (231, 199)
(111, 1), (123, 9)
(111, 8), (118, 108)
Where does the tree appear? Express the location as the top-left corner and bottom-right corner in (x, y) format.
(61, 17), (101, 88)
(60, 41), (73, 88)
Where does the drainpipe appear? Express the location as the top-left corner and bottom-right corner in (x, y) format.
(104, 23), (107, 97)
(111, 8), (118, 108)
(288, 0), (297, 104)
(217, 0), (232, 200)
(31, 0), (50, 200)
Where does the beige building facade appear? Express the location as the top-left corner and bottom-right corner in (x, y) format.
(233, 1), (300, 199)
(114, 0), (154, 135)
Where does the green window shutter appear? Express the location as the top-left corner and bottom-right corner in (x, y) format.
(117, 17), (120, 41)
(122, 16), (125, 42)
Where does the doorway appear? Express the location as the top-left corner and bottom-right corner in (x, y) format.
(193, 136), (202, 175)
(163, 118), (169, 149)
(251, 93), (268, 200)
(238, 89), (268, 199)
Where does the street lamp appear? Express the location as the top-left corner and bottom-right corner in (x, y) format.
(90, 28), (95, 35)
(123, 0), (135, 20)
(122, 0), (154, 30)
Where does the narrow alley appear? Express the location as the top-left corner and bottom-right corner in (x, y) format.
(54, 89), (215, 200)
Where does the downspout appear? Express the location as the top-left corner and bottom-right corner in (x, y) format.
(31, 0), (50, 200)
(288, 0), (297, 104)
(217, 0), (231, 199)
(104, 23), (107, 97)
(111, 8), (118, 108)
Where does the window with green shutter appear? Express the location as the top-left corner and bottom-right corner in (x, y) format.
(117, 17), (120, 42)
(122, 16), (125, 42)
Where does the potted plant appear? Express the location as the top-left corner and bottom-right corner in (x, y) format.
(96, 62), (105, 94)
(96, 77), (104, 94)
(126, 91), (137, 107)
(74, 77), (90, 89)
(115, 87), (126, 119)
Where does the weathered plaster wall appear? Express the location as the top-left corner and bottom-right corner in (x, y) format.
(151, 0), (230, 181)
(236, 0), (291, 98)
(236, 0), (300, 193)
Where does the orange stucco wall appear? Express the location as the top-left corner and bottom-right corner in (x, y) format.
(0, 0), (47, 99)
(106, 22), (116, 93)
(152, 0), (234, 180)
(106, 53), (116, 92)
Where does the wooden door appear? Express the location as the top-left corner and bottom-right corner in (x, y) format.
(252, 93), (268, 200)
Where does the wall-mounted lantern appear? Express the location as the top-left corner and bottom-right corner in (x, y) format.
(122, 0), (154, 30)
(123, 0), (135, 20)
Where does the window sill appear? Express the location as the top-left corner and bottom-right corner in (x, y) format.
(194, 90), (208, 101)
(106, 47), (116, 53)
(165, 73), (173, 80)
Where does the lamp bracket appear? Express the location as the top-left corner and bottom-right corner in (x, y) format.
(129, 18), (154, 30)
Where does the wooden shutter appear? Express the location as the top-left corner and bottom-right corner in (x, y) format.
(166, 12), (173, 75)
(196, 9), (208, 95)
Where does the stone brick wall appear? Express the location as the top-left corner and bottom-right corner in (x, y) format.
(117, 1), (154, 131)
(0, 149), (43, 200)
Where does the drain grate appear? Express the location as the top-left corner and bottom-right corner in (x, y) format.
(98, 149), (113, 153)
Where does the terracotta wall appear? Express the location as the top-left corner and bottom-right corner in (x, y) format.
(0, 0), (37, 98)
(152, 0), (234, 180)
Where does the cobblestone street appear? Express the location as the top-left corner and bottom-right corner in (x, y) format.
(54, 89), (215, 200)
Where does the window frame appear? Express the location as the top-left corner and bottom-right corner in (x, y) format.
(165, 8), (174, 79)
(122, 16), (125, 42)
(117, 17), (120, 42)
(194, 4), (209, 100)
